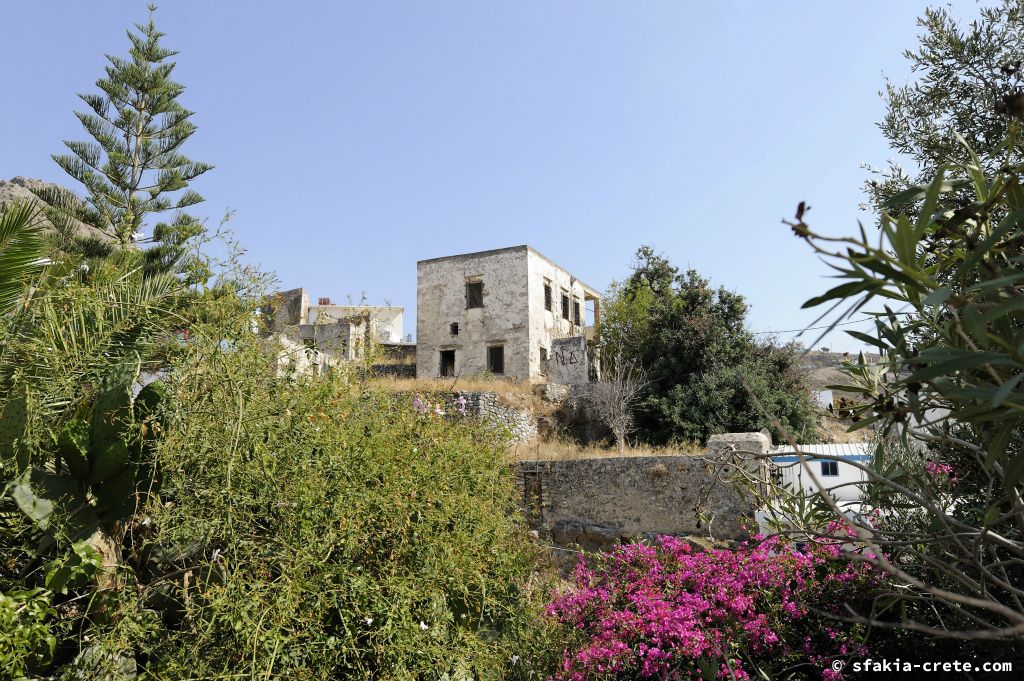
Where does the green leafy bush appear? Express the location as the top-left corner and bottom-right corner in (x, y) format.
(776, 132), (1024, 644)
(35, 299), (553, 679)
(600, 246), (818, 445)
(0, 587), (56, 680)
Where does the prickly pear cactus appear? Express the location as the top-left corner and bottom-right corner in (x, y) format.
(0, 385), (29, 473)
(10, 350), (165, 543)
(87, 352), (140, 485)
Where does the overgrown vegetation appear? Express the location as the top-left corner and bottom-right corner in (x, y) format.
(0, 9), (558, 679)
(766, 135), (1024, 647)
(0, 235), (558, 678)
(599, 246), (819, 445)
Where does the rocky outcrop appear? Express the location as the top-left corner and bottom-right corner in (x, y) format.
(0, 176), (115, 243)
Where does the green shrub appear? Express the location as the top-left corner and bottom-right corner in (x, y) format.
(0, 587), (56, 680)
(103, 323), (554, 679)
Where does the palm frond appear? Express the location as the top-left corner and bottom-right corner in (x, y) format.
(0, 202), (48, 314)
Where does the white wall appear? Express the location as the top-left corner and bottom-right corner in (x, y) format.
(773, 455), (869, 505)
(525, 249), (595, 379)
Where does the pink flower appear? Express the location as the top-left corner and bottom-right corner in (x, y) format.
(924, 460), (953, 476)
(546, 533), (874, 679)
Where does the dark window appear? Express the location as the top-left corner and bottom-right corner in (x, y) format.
(487, 345), (505, 374)
(821, 460), (839, 477)
(466, 281), (484, 309)
(544, 283), (552, 311)
(561, 293), (570, 320)
(572, 300), (581, 326)
(449, 322), (459, 336)
(440, 350), (456, 377)
(302, 338), (315, 349)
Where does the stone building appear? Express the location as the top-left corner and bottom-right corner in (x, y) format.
(263, 288), (408, 375)
(416, 245), (601, 381)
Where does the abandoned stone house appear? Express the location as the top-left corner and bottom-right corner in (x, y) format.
(264, 288), (410, 375)
(416, 245), (601, 381)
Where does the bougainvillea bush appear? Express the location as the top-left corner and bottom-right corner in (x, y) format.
(547, 534), (880, 680)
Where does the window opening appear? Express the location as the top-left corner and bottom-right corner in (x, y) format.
(466, 281), (484, 309)
(487, 345), (505, 374)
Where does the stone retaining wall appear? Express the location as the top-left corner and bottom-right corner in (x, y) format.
(444, 391), (538, 443)
(517, 432), (770, 547)
(370, 363), (417, 379)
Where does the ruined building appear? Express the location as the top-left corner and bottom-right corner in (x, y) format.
(263, 288), (410, 375)
(416, 245), (601, 381)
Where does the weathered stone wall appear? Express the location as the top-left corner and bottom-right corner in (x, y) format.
(517, 432), (771, 547)
(415, 245), (600, 381)
(263, 288), (309, 332)
(525, 248), (600, 379)
(547, 336), (589, 385)
(472, 392), (538, 443)
(369, 364), (417, 379)
(417, 247), (532, 379)
(390, 389), (538, 442)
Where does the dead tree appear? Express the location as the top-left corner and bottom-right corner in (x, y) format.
(584, 358), (649, 454)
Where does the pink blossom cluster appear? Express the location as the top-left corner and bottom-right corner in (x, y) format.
(411, 393), (468, 417)
(924, 460), (953, 476)
(546, 534), (875, 680)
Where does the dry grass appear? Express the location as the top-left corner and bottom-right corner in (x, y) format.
(508, 438), (704, 462)
(370, 375), (540, 410)
(372, 375), (534, 397)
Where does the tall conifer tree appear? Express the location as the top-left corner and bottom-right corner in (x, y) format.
(52, 4), (212, 277)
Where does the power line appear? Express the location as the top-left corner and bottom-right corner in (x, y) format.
(751, 317), (874, 336)
(751, 311), (914, 336)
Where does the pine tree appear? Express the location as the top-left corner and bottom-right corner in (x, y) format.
(52, 4), (212, 277)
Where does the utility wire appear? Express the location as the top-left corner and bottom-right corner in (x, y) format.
(750, 310), (915, 336)
(750, 317), (876, 336)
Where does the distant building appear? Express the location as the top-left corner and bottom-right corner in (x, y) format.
(416, 245), (601, 381)
(263, 288), (409, 376)
(769, 443), (872, 507)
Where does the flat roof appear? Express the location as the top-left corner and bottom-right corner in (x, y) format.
(769, 443), (872, 461)
(417, 244), (601, 297)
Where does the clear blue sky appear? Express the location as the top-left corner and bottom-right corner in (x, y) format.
(2, 1), (980, 350)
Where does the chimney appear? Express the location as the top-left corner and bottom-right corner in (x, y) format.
(318, 297), (331, 306)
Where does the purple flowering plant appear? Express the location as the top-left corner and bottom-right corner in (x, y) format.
(411, 392), (471, 418)
(546, 534), (879, 680)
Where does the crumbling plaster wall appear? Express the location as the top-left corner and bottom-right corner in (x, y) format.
(547, 336), (589, 385)
(525, 249), (593, 379)
(309, 305), (403, 343)
(416, 247), (531, 379)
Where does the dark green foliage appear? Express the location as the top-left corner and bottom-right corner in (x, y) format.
(869, 0), (1024, 212)
(51, 5), (212, 278)
(603, 246), (818, 445)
